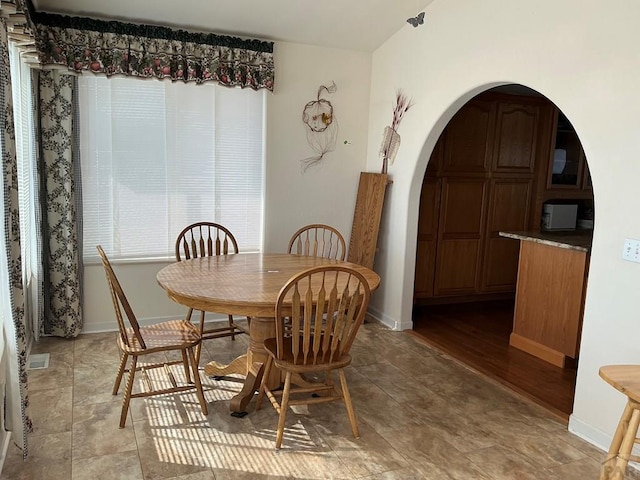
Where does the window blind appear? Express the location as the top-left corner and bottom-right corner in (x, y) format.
(9, 43), (39, 339)
(78, 76), (265, 261)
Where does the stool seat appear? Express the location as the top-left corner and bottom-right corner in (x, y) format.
(599, 365), (640, 480)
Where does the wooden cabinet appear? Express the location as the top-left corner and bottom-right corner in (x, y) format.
(442, 100), (495, 173)
(529, 107), (594, 229)
(492, 103), (539, 173)
(510, 239), (589, 367)
(482, 179), (532, 292)
(547, 110), (585, 189)
(415, 91), (550, 302)
(543, 108), (592, 195)
(414, 177), (440, 297)
(434, 178), (487, 295)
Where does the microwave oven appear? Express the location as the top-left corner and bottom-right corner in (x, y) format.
(541, 203), (578, 231)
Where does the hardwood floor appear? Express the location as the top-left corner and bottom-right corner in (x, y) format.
(411, 299), (577, 422)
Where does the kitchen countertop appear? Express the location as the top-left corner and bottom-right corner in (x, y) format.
(499, 230), (593, 252)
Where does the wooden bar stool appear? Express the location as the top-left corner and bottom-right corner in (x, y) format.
(599, 365), (640, 479)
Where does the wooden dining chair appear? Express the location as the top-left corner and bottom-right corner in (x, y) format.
(287, 224), (346, 261)
(255, 265), (372, 449)
(175, 222), (246, 362)
(96, 246), (208, 428)
(598, 365), (640, 480)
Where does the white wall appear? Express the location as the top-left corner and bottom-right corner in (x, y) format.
(366, 0), (640, 452)
(83, 260), (186, 332)
(263, 42), (372, 252)
(82, 41), (372, 332)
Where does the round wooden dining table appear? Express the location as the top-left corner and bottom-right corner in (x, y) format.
(156, 252), (381, 413)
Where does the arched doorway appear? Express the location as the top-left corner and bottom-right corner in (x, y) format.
(410, 84), (593, 421)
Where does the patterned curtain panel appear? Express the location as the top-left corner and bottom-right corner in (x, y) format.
(30, 11), (275, 91)
(35, 70), (83, 338)
(0, 17), (31, 458)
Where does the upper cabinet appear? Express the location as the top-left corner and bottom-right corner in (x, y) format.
(442, 100), (496, 174)
(547, 110), (589, 190)
(492, 103), (540, 173)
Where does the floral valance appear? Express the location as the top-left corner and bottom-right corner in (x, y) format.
(29, 10), (275, 91)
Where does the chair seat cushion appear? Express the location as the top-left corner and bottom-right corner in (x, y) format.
(264, 336), (351, 371)
(119, 319), (200, 354)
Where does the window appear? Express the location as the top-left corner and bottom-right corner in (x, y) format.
(79, 76), (265, 261)
(9, 43), (39, 339)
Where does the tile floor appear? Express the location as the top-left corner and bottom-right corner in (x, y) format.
(1, 320), (627, 480)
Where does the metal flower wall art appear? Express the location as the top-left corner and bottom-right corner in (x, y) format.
(301, 81), (338, 173)
(380, 89), (414, 174)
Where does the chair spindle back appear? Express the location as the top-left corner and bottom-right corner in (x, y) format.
(275, 265), (371, 365)
(287, 224), (346, 261)
(175, 222), (239, 261)
(96, 245), (146, 350)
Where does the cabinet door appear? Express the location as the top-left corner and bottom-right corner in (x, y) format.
(547, 110), (584, 189)
(482, 179), (532, 292)
(434, 178), (487, 295)
(492, 103), (539, 173)
(414, 178), (441, 298)
(442, 100), (495, 174)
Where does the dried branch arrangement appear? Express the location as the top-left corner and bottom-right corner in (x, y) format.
(380, 89), (414, 174)
(391, 90), (414, 131)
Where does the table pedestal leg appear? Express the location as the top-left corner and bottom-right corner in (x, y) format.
(203, 316), (332, 413)
(227, 316), (279, 413)
(229, 362), (265, 413)
(247, 317), (280, 388)
(204, 354), (248, 377)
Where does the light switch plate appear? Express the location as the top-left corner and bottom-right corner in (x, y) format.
(623, 238), (640, 263)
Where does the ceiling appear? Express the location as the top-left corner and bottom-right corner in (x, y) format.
(32, 0), (435, 52)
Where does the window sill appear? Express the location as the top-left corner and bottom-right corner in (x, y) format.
(83, 256), (174, 266)
(83, 249), (261, 266)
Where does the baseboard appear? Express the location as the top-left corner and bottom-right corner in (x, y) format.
(366, 306), (411, 331)
(509, 333), (567, 368)
(413, 292), (514, 306)
(568, 413), (640, 473)
(568, 414), (610, 453)
(0, 429), (11, 477)
(80, 313), (239, 334)
(85, 309), (399, 334)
